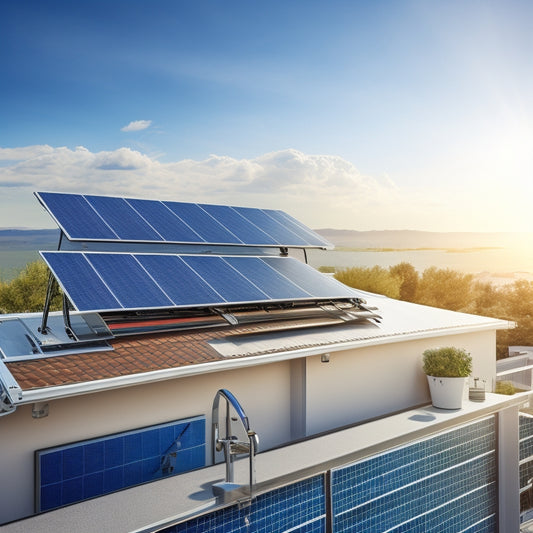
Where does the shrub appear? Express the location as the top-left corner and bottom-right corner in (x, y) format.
(422, 347), (472, 377)
(335, 265), (400, 298)
(494, 381), (517, 395)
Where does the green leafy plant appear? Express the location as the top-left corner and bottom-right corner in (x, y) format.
(494, 380), (517, 395)
(422, 347), (472, 377)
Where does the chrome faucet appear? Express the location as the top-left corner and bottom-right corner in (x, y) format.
(211, 389), (259, 499)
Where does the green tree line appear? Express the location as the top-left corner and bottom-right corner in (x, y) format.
(332, 262), (532, 359)
(0, 260), (530, 359)
(0, 261), (62, 314)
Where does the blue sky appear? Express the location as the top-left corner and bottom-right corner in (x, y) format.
(1, 1), (533, 231)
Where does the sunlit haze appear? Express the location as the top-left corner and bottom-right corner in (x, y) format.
(1, 1), (532, 233)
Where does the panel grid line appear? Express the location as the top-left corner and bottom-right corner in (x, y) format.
(35, 192), (332, 248)
(159, 201), (205, 242)
(57, 252), (125, 311)
(82, 253), (125, 309)
(228, 205), (280, 244)
(41, 251), (358, 313)
(257, 257), (315, 299)
(220, 257), (272, 301)
(240, 208), (307, 245)
(266, 208), (324, 246)
(380, 483), (496, 533)
(131, 254), (180, 306)
(457, 513), (497, 533)
(170, 255), (228, 305)
(81, 195), (121, 240)
(123, 198), (167, 242)
(196, 203), (246, 245)
(282, 514), (327, 533)
(334, 450), (495, 520)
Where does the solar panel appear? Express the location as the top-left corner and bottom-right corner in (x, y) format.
(84, 195), (163, 241)
(126, 198), (203, 243)
(35, 192), (332, 249)
(231, 207), (309, 246)
(40, 252), (359, 313)
(84, 253), (174, 309)
(262, 256), (354, 299)
(163, 202), (242, 245)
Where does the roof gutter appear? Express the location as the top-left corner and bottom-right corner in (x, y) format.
(15, 319), (512, 406)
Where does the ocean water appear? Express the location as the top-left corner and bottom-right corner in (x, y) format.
(306, 245), (533, 276)
(0, 251), (42, 282)
(2, 244), (533, 283)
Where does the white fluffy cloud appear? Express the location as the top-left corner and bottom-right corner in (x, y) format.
(121, 120), (152, 132)
(0, 145), (421, 230)
(0, 145), (56, 161)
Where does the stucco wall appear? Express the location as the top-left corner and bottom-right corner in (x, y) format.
(305, 330), (497, 435)
(0, 361), (292, 524)
(0, 329), (497, 524)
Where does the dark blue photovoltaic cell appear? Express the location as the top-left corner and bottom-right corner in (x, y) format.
(37, 192), (117, 240)
(37, 416), (205, 512)
(233, 207), (308, 246)
(36, 192), (332, 248)
(41, 252), (122, 311)
(126, 199), (204, 243)
(85, 254), (174, 309)
(199, 204), (278, 246)
(224, 256), (312, 300)
(41, 252), (357, 312)
(84, 195), (163, 241)
(135, 254), (224, 306)
(181, 256), (269, 302)
(263, 256), (359, 298)
(268, 210), (330, 247)
(164, 202), (242, 244)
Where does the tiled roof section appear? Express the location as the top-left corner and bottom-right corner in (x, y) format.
(4, 296), (510, 393)
(6, 328), (225, 391)
(5, 318), (344, 391)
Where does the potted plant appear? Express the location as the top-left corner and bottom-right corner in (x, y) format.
(422, 347), (472, 409)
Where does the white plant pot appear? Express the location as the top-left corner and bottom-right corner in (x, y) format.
(427, 376), (467, 410)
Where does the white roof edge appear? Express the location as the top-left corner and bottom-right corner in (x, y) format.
(0, 360), (22, 402)
(16, 318), (511, 405)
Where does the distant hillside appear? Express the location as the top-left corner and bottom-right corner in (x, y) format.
(1, 227), (531, 282)
(0, 227), (530, 252)
(315, 229), (530, 249)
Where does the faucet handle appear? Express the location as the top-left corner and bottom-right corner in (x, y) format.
(229, 441), (251, 455)
(248, 430), (259, 456)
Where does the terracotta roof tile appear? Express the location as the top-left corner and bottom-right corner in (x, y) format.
(4, 317), (356, 392)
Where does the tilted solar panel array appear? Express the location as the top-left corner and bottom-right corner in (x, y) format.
(40, 252), (359, 313)
(35, 192), (332, 248)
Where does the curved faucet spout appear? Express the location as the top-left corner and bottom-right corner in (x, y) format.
(211, 388), (259, 491)
(212, 388), (250, 434)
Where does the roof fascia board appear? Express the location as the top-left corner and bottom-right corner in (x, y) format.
(16, 319), (512, 405)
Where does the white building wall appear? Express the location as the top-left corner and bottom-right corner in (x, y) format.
(0, 361), (292, 524)
(0, 329), (498, 524)
(305, 330), (497, 435)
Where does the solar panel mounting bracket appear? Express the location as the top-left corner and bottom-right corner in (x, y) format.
(319, 300), (382, 324)
(40, 230), (66, 335)
(61, 293), (77, 340)
(39, 274), (59, 335)
(212, 308), (239, 326)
